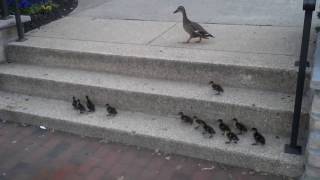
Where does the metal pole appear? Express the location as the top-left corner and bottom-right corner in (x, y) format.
(14, 0), (26, 42)
(1, 0), (10, 19)
(285, 0), (315, 155)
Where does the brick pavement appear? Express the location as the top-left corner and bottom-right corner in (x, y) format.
(0, 121), (294, 180)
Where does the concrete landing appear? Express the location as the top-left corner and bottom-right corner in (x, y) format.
(72, 0), (307, 27)
(28, 17), (312, 57)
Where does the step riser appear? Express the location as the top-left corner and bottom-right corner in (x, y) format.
(0, 109), (302, 177)
(0, 74), (309, 136)
(6, 45), (301, 93)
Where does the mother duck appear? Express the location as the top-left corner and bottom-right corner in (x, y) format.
(173, 6), (214, 43)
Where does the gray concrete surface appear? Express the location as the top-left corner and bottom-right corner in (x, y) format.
(28, 17), (310, 56)
(0, 91), (304, 177)
(6, 36), (305, 93)
(0, 63), (310, 136)
(72, 0), (307, 27)
(0, 15), (30, 30)
(0, 15), (30, 63)
(1, 0), (315, 178)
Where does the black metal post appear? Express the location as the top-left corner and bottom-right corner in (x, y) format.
(1, 0), (10, 19)
(285, 0), (316, 155)
(14, 0), (26, 42)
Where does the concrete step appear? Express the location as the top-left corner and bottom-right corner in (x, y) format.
(0, 63), (310, 136)
(6, 36), (308, 94)
(0, 91), (304, 177)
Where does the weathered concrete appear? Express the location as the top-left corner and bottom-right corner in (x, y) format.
(27, 17), (314, 56)
(151, 23), (304, 56)
(0, 91), (304, 177)
(0, 15), (30, 30)
(303, 33), (320, 180)
(72, 0), (306, 27)
(0, 15), (30, 63)
(28, 17), (176, 45)
(6, 36), (306, 93)
(1, 1), (314, 178)
(0, 63), (310, 136)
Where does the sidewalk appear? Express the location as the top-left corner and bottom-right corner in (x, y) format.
(0, 122), (292, 180)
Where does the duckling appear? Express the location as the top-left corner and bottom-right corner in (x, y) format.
(209, 81), (224, 95)
(72, 96), (78, 110)
(202, 124), (215, 138)
(178, 112), (193, 124)
(193, 116), (207, 129)
(217, 119), (230, 135)
(85, 95), (95, 112)
(251, 128), (265, 145)
(232, 118), (247, 135)
(225, 130), (239, 144)
(105, 104), (117, 116)
(173, 6), (214, 43)
(77, 99), (86, 114)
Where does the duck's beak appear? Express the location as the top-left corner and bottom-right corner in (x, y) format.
(173, 9), (179, 14)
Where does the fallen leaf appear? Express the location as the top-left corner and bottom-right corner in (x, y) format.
(201, 166), (215, 171)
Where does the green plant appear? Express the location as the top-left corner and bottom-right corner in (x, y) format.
(19, 0), (59, 15)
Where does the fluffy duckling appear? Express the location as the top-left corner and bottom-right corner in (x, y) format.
(251, 128), (265, 145)
(85, 95), (95, 112)
(173, 6), (214, 43)
(209, 81), (224, 95)
(225, 130), (239, 144)
(232, 118), (247, 135)
(72, 96), (78, 110)
(202, 124), (215, 138)
(105, 104), (117, 116)
(178, 112), (193, 124)
(193, 116), (207, 129)
(217, 119), (230, 135)
(77, 99), (86, 114)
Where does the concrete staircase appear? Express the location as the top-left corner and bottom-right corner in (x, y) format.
(0, 17), (315, 177)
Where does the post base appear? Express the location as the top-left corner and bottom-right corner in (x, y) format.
(285, 144), (302, 155)
(16, 37), (27, 42)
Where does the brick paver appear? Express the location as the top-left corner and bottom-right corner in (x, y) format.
(0, 122), (293, 180)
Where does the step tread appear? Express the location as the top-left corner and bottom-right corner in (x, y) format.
(0, 63), (302, 112)
(8, 36), (299, 72)
(0, 91), (304, 177)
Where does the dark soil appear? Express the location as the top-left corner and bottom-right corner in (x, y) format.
(24, 0), (78, 32)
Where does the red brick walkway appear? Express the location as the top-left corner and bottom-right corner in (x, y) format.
(0, 122), (292, 180)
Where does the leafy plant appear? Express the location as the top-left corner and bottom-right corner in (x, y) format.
(7, 0), (59, 15)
